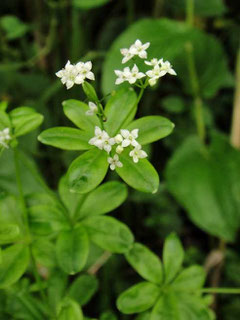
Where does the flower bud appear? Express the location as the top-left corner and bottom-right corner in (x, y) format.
(115, 134), (123, 144)
(116, 145), (124, 154)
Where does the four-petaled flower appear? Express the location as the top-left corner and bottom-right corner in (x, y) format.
(129, 39), (150, 59)
(102, 137), (115, 154)
(115, 65), (145, 85)
(76, 61), (95, 81)
(108, 154), (123, 171)
(144, 58), (162, 67)
(129, 145), (148, 163)
(146, 59), (176, 86)
(0, 128), (11, 149)
(89, 126), (109, 150)
(86, 102), (98, 116)
(120, 48), (134, 64)
(121, 129), (139, 147)
(159, 59), (177, 77)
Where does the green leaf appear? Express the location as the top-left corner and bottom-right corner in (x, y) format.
(0, 101), (8, 112)
(67, 149), (109, 194)
(125, 243), (163, 284)
(32, 239), (57, 268)
(151, 292), (179, 320)
(9, 107), (43, 137)
(83, 216), (134, 253)
(76, 181), (127, 220)
(127, 116), (174, 145)
(166, 134), (240, 242)
(73, 0), (110, 9)
(0, 244), (29, 288)
(104, 88), (137, 136)
(68, 274), (98, 306)
(116, 151), (159, 193)
(171, 265), (206, 291)
(57, 298), (83, 320)
(163, 233), (184, 283)
(102, 18), (232, 98)
(82, 82), (98, 102)
(0, 111), (11, 129)
(0, 15), (29, 40)
(56, 225), (89, 274)
(38, 127), (92, 150)
(47, 271), (68, 310)
(117, 282), (160, 314)
(0, 224), (20, 244)
(63, 99), (100, 131)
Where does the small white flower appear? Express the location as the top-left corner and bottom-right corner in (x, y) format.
(128, 64), (145, 84)
(0, 128), (11, 149)
(144, 58), (162, 67)
(89, 126), (109, 150)
(86, 102), (98, 116)
(129, 145), (148, 163)
(129, 39), (150, 59)
(120, 48), (134, 64)
(115, 134), (123, 144)
(102, 138), (115, 154)
(116, 145), (124, 154)
(159, 59), (177, 77)
(115, 65), (145, 85)
(121, 129), (139, 148)
(146, 59), (176, 86)
(76, 61), (95, 81)
(108, 154), (123, 170)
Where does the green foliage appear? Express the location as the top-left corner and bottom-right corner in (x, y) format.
(0, 15), (29, 40)
(57, 297), (83, 320)
(73, 0), (110, 10)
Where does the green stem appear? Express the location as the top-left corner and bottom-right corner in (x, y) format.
(136, 86), (145, 104)
(186, 0), (194, 27)
(200, 288), (240, 294)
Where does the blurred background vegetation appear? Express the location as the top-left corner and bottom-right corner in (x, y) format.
(0, 0), (240, 319)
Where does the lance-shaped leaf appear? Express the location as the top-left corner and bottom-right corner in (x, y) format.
(127, 116), (174, 145)
(104, 88), (137, 136)
(0, 224), (20, 244)
(171, 265), (206, 291)
(38, 127), (92, 151)
(83, 216), (134, 253)
(117, 282), (160, 314)
(0, 244), (29, 288)
(116, 152), (159, 193)
(9, 107), (43, 137)
(125, 243), (163, 284)
(63, 99), (100, 132)
(56, 225), (89, 275)
(0, 110), (11, 128)
(76, 181), (127, 220)
(163, 233), (184, 283)
(57, 297), (83, 320)
(67, 149), (109, 194)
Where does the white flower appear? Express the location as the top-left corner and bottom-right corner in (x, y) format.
(89, 126), (109, 150)
(115, 65), (145, 85)
(86, 102), (98, 116)
(144, 58), (162, 67)
(115, 134), (123, 144)
(159, 59), (177, 77)
(102, 137), (115, 154)
(129, 39), (150, 59)
(0, 128), (11, 148)
(108, 154), (123, 170)
(128, 64), (145, 84)
(120, 48), (134, 64)
(76, 61), (95, 81)
(146, 59), (177, 86)
(129, 145), (148, 163)
(121, 129), (139, 147)
(116, 145), (124, 154)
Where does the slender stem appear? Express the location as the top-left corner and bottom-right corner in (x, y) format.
(230, 45), (240, 149)
(87, 251), (112, 275)
(186, 0), (194, 27)
(200, 288), (240, 294)
(136, 86), (145, 105)
(153, 0), (164, 18)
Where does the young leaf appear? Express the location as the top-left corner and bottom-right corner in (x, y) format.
(127, 116), (174, 145)
(171, 265), (206, 291)
(82, 82), (98, 102)
(83, 216), (134, 253)
(68, 274), (98, 306)
(57, 297), (83, 320)
(0, 244), (29, 288)
(67, 148), (109, 194)
(150, 292), (179, 320)
(0, 111), (11, 128)
(125, 243), (163, 284)
(9, 107), (43, 137)
(56, 225), (89, 275)
(63, 99), (100, 131)
(163, 233), (184, 283)
(38, 127), (92, 150)
(104, 88), (137, 136)
(76, 181), (127, 220)
(116, 152), (159, 193)
(117, 282), (160, 314)
(0, 224), (20, 244)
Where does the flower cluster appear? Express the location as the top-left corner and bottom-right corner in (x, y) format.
(89, 126), (147, 170)
(115, 39), (176, 86)
(56, 60), (95, 89)
(0, 128), (11, 149)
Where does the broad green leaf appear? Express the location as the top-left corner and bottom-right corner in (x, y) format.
(102, 19), (232, 98)
(117, 282), (160, 314)
(73, 0), (110, 9)
(47, 271), (68, 310)
(151, 292), (179, 320)
(56, 225), (89, 274)
(83, 216), (134, 253)
(0, 244), (29, 288)
(127, 116), (174, 145)
(0, 111), (11, 129)
(67, 149), (109, 194)
(166, 134), (240, 242)
(9, 107), (43, 137)
(76, 181), (127, 219)
(104, 88), (137, 136)
(163, 233), (184, 283)
(57, 298), (83, 320)
(32, 239), (57, 268)
(0, 15), (29, 40)
(125, 243), (163, 284)
(38, 127), (92, 150)
(116, 152), (159, 193)
(63, 99), (100, 131)
(68, 274), (98, 306)
(0, 224), (20, 244)
(171, 265), (206, 291)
